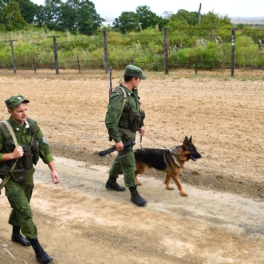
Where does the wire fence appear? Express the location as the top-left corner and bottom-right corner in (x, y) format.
(0, 29), (264, 76)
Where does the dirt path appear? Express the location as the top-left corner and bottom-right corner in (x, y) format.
(0, 70), (264, 263)
(1, 157), (264, 264)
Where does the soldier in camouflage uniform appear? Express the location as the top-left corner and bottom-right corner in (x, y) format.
(105, 65), (147, 206)
(0, 95), (60, 264)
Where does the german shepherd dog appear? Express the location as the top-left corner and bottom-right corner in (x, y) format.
(134, 136), (202, 196)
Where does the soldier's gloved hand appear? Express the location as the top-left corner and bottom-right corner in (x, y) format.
(12, 146), (24, 159)
(115, 141), (124, 151)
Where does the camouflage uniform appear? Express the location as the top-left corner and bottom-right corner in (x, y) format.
(105, 84), (143, 187)
(0, 117), (53, 239)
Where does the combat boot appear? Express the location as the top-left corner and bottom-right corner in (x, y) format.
(30, 239), (53, 264)
(12, 226), (31, 246)
(105, 176), (126, 191)
(129, 185), (147, 206)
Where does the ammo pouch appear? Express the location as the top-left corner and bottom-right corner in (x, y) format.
(22, 145), (34, 170)
(118, 127), (135, 140)
(130, 110), (145, 133)
(0, 163), (10, 180)
(30, 137), (39, 165)
(11, 169), (29, 187)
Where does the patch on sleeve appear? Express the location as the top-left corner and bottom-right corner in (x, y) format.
(42, 135), (48, 144)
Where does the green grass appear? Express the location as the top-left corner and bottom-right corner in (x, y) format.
(0, 25), (263, 71)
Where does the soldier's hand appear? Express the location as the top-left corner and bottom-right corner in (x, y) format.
(115, 141), (124, 151)
(13, 146), (24, 159)
(52, 170), (60, 184)
(139, 126), (145, 135)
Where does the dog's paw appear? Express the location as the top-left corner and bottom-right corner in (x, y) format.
(180, 190), (188, 196)
(137, 181), (142, 186)
(166, 186), (174, 190)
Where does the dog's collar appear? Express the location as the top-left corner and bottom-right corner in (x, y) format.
(169, 150), (183, 168)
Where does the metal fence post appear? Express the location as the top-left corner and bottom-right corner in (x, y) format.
(195, 55), (198, 75)
(53, 37), (59, 75)
(33, 58), (36, 74)
(77, 56), (81, 74)
(103, 31), (108, 73)
(10, 40), (16, 74)
(164, 28), (169, 74)
(231, 29), (235, 77)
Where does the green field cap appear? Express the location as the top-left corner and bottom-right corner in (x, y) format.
(125, 65), (147, 80)
(5, 94), (30, 109)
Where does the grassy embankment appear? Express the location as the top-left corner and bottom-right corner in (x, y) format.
(0, 25), (263, 71)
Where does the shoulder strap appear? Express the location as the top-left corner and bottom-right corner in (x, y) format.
(0, 121), (18, 191)
(2, 121), (19, 147)
(117, 87), (129, 124)
(112, 86), (129, 124)
(2, 121), (19, 171)
(0, 122), (10, 139)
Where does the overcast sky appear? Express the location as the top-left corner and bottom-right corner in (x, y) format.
(31, 0), (264, 21)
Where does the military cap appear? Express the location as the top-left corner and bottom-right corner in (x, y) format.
(125, 65), (147, 80)
(5, 94), (30, 109)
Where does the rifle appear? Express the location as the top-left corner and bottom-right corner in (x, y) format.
(98, 140), (136, 157)
(109, 67), (112, 99)
(109, 67), (113, 141)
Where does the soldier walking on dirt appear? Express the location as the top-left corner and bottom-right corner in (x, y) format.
(0, 95), (60, 264)
(105, 65), (147, 206)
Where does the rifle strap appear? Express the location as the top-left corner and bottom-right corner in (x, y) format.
(3, 121), (19, 147)
(0, 174), (10, 193)
(117, 87), (129, 124)
(0, 121), (19, 192)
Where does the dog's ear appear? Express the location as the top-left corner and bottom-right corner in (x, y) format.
(189, 135), (192, 143)
(183, 136), (189, 147)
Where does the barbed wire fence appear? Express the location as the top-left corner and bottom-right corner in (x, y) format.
(0, 28), (264, 77)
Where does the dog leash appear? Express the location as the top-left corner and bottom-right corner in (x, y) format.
(140, 134), (183, 168)
(140, 134), (170, 150)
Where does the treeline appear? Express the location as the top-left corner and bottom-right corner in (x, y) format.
(0, 0), (103, 34)
(0, 1), (263, 71)
(0, 1), (235, 34)
(112, 8), (233, 33)
(1, 0), (263, 36)
(0, 26), (263, 71)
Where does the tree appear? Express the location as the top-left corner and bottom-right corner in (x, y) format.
(58, 1), (77, 32)
(169, 9), (199, 26)
(44, 0), (62, 30)
(113, 11), (140, 34)
(2, 0), (26, 30)
(162, 11), (173, 19)
(35, 4), (45, 27)
(57, 0), (103, 34)
(200, 12), (232, 28)
(136, 5), (168, 30)
(79, 0), (103, 34)
(15, 0), (37, 23)
(0, 0), (10, 23)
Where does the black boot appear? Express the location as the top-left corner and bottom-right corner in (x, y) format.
(12, 226), (31, 246)
(30, 239), (53, 264)
(105, 176), (126, 191)
(129, 185), (147, 206)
